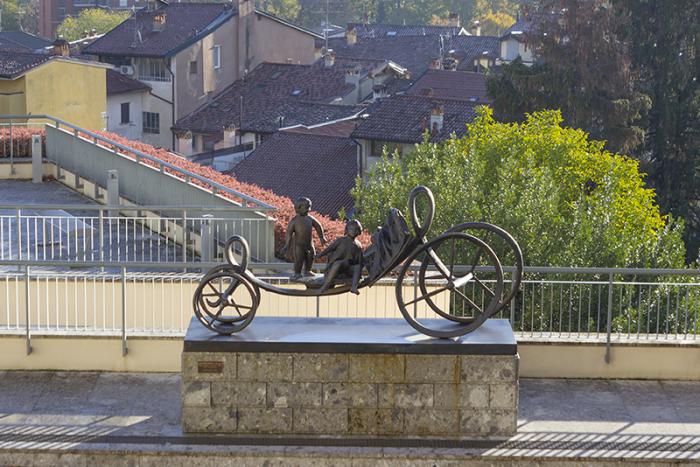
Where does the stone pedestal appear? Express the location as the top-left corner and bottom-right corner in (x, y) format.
(181, 317), (518, 438)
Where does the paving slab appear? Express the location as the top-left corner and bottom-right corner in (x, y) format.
(0, 371), (697, 465)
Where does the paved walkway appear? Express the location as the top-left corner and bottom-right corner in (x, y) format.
(0, 372), (698, 465)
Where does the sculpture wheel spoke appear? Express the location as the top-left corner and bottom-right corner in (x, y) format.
(448, 236), (457, 278)
(452, 287), (483, 313)
(404, 285), (450, 307)
(473, 275), (496, 298)
(206, 282), (219, 294)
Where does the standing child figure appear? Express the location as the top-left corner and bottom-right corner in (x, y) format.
(316, 219), (364, 294)
(280, 197), (327, 280)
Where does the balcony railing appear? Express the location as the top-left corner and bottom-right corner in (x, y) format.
(0, 204), (274, 264)
(0, 259), (697, 357)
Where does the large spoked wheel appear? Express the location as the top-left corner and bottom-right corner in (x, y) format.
(193, 269), (259, 335)
(396, 232), (504, 338)
(446, 222), (523, 309)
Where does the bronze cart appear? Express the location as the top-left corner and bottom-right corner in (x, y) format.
(193, 186), (523, 338)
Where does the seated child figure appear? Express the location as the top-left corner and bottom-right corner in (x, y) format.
(280, 197), (327, 280)
(316, 219), (364, 294)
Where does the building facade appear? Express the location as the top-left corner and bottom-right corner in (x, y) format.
(0, 51), (108, 130)
(85, 0), (321, 149)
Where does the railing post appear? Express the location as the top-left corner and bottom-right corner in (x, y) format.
(182, 210), (188, 263)
(31, 135), (43, 183)
(15, 209), (21, 264)
(200, 214), (214, 263)
(9, 119), (14, 175)
(107, 170), (119, 218)
(316, 296), (320, 318)
(121, 266), (128, 356)
(24, 266), (32, 355)
(98, 208), (105, 263)
(605, 272), (613, 364)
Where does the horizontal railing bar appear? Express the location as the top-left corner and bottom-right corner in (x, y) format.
(0, 204), (273, 213)
(0, 114), (276, 210)
(0, 258), (699, 278)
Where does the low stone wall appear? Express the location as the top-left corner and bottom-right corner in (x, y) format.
(181, 318), (518, 438)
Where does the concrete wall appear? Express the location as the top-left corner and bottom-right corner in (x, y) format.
(44, 125), (275, 259)
(23, 60), (107, 130)
(107, 90), (145, 141)
(0, 78), (27, 115)
(1, 333), (697, 380)
(237, 12), (318, 78)
(174, 15), (237, 118)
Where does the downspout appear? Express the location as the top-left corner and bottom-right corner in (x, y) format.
(166, 57), (176, 149)
(351, 137), (363, 178)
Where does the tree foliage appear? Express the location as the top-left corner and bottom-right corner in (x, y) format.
(0, 0), (38, 34)
(57, 8), (130, 42)
(613, 0), (700, 262)
(486, 0), (651, 155)
(257, 0), (519, 29)
(353, 108), (686, 268)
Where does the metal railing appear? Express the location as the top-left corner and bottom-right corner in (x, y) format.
(0, 260), (697, 357)
(0, 115), (275, 210)
(0, 204), (274, 265)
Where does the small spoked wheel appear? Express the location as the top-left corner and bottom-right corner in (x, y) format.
(396, 232), (505, 338)
(193, 268), (259, 335)
(447, 222), (523, 310)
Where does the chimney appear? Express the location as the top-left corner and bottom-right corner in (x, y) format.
(237, 0), (253, 17)
(345, 65), (361, 86)
(430, 103), (444, 134)
(429, 57), (442, 70)
(372, 83), (388, 101)
(471, 20), (481, 36)
(324, 49), (336, 68)
(421, 87), (433, 98)
(153, 11), (166, 32)
(448, 12), (460, 28)
(51, 38), (70, 57)
(346, 25), (357, 46)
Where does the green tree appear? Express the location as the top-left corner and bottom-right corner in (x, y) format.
(614, 0), (700, 262)
(476, 10), (515, 36)
(353, 108), (686, 269)
(486, 0), (651, 155)
(1, 0), (37, 34)
(57, 8), (130, 42)
(258, 0), (301, 20)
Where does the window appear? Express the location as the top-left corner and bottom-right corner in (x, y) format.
(213, 45), (221, 69)
(120, 102), (130, 124)
(189, 60), (197, 74)
(142, 112), (160, 134)
(139, 59), (170, 82)
(119, 0), (128, 6)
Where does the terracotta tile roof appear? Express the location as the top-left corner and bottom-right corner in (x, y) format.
(351, 95), (479, 144)
(348, 23), (465, 38)
(106, 69), (150, 95)
(407, 70), (489, 103)
(0, 52), (51, 79)
(84, 3), (235, 58)
(174, 62), (364, 134)
(0, 32), (52, 52)
(231, 131), (357, 217)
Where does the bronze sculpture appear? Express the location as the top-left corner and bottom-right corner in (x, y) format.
(279, 197), (327, 280)
(315, 219), (364, 295)
(193, 186), (523, 338)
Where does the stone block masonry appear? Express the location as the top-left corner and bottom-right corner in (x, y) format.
(182, 317), (518, 438)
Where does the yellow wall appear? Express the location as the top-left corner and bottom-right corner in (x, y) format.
(23, 60), (107, 130)
(0, 77), (27, 115)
